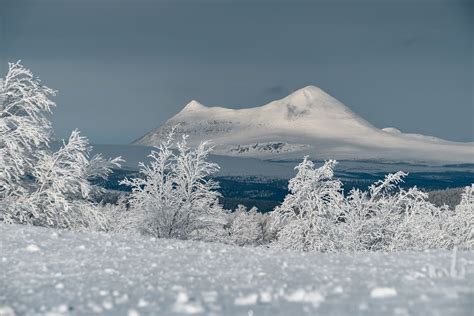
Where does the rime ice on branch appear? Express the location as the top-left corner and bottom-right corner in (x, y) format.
(0, 62), (122, 230)
(121, 130), (227, 240)
(270, 157), (473, 252)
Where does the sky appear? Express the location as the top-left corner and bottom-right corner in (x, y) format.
(0, 0), (473, 144)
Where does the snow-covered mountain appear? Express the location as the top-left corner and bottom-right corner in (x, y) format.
(133, 86), (474, 163)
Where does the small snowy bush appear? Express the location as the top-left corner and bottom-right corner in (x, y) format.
(0, 62), (121, 230)
(270, 158), (345, 252)
(121, 131), (227, 240)
(271, 157), (473, 252)
(98, 195), (139, 234)
(445, 185), (474, 249)
(224, 205), (265, 246)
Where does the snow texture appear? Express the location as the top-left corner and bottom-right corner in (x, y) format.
(1, 223), (473, 316)
(134, 86), (474, 163)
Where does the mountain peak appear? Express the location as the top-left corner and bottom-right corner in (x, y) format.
(266, 85), (362, 124)
(295, 85), (325, 94)
(281, 85), (337, 109)
(290, 85), (328, 97)
(182, 100), (207, 112)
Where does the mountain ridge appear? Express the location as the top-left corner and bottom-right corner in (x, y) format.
(133, 86), (474, 163)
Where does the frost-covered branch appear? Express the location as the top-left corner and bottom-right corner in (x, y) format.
(0, 61), (56, 198)
(121, 131), (227, 240)
(271, 157), (473, 252)
(0, 62), (122, 231)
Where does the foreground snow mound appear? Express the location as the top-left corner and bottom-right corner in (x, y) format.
(1, 224), (473, 315)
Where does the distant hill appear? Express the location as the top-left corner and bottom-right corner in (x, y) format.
(134, 86), (473, 163)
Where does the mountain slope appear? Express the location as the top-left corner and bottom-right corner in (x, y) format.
(134, 86), (474, 163)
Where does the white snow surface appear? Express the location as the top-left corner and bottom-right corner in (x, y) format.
(134, 86), (473, 163)
(1, 224), (473, 315)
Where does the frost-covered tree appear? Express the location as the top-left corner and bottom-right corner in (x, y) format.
(98, 194), (138, 233)
(0, 62), (121, 230)
(457, 184), (474, 210)
(270, 158), (345, 252)
(271, 157), (473, 252)
(446, 185), (474, 249)
(224, 205), (265, 246)
(26, 130), (121, 229)
(121, 132), (227, 240)
(0, 61), (56, 199)
(374, 185), (447, 251)
(343, 172), (462, 251)
(343, 171), (408, 251)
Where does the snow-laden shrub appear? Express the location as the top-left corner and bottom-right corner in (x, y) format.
(271, 157), (473, 252)
(444, 185), (474, 249)
(0, 62), (122, 230)
(224, 204), (265, 246)
(270, 158), (346, 252)
(345, 176), (472, 251)
(121, 131), (227, 240)
(98, 195), (140, 234)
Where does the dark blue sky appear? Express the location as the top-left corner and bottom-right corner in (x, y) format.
(1, 0), (472, 144)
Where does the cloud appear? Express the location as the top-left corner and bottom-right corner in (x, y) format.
(263, 85), (290, 98)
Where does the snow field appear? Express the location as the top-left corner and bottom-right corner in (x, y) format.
(1, 224), (473, 316)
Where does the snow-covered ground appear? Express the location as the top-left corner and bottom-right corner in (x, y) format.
(1, 224), (473, 316)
